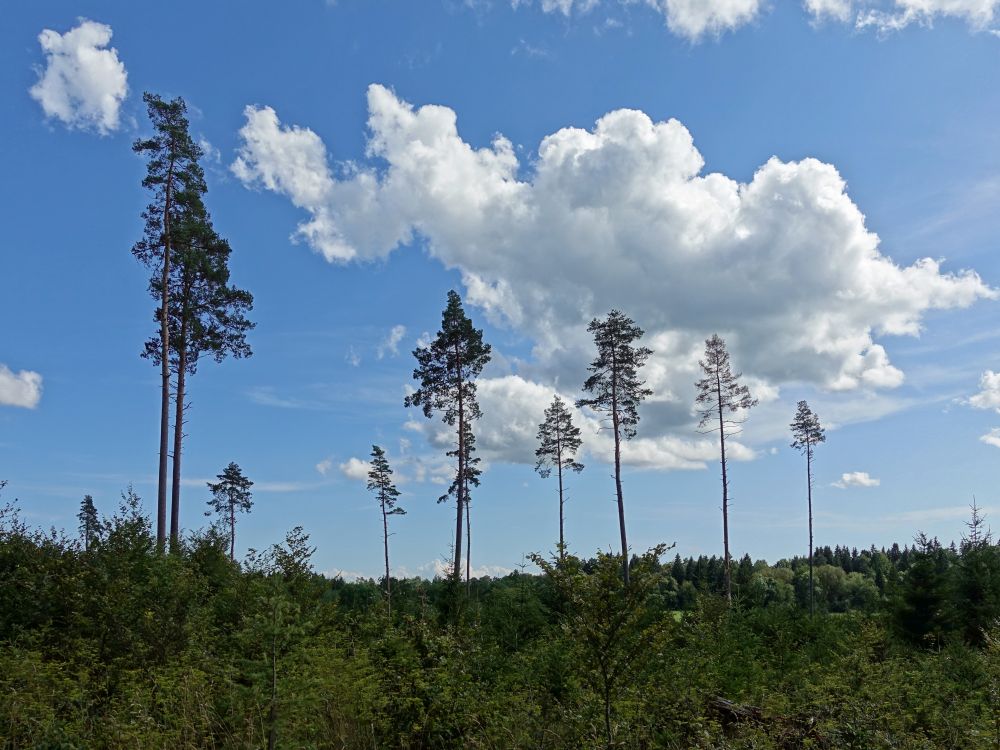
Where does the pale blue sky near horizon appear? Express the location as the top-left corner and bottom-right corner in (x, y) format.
(2, 0), (1000, 578)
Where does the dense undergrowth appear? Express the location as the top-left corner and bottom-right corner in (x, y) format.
(2, 490), (999, 749)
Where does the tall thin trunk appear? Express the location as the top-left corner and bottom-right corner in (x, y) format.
(807, 443), (814, 617)
(170, 291), (189, 552)
(610, 352), (628, 586)
(230, 501), (236, 562)
(716, 371), (731, 606)
(556, 430), (565, 560)
(267, 630), (277, 750)
(465, 494), (471, 595)
(453, 343), (465, 585)
(382, 498), (391, 618)
(156, 164), (175, 552)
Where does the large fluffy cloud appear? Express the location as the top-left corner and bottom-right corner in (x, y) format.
(0, 365), (43, 409)
(233, 86), (993, 467)
(29, 20), (128, 135)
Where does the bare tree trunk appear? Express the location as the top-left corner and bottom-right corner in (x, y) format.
(807, 444), (814, 617)
(453, 343), (465, 585)
(611, 373), (628, 586)
(557, 434), (565, 561)
(382, 499), (391, 618)
(170, 305), (188, 552)
(466, 494), (471, 595)
(716, 373), (732, 606)
(267, 631), (277, 750)
(230, 502), (236, 562)
(156, 166), (175, 552)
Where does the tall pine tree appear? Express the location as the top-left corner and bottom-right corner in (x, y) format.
(695, 334), (757, 605)
(535, 396), (584, 559)
(577, 310), (652, 585)
(790, 399), (825, 616)
(132, 93), (207, 550)
(405, 290), (491, 584)
(366, 445), (405, 616)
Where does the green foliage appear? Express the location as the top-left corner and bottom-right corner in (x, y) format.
(3, 494), (1000, 748)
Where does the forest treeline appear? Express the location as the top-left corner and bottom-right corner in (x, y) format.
(2, 486), (1000, 748)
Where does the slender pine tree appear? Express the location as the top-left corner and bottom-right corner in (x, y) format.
(695, 334), (757, 605)
(577, 310), (652, 585)
(790, 399), (825, 616)
(405, 290), (491, 584)
(77, 495), (100, 551)
(132, 93), (207, 550)
(535, 396), (584, 559)
(206, 462), (254, 561)
(366, 445), (405, 616)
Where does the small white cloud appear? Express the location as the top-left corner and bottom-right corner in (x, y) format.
(0, 364), (43, 409)
(980, 428), (1000, 449)
(415, 331), (432, 349)
(315, 458), (334, 475)
(198, 136), (221, 164)
(968, 370), (1000, 412)
(423, 558), (513, 578)
(805, 0), (854, 21)
(377, 324), (407, 359)
(855, 0), (1000, 34)
(339, 457), (371, 481)
(833, 471), (880, 488)
(29, 19), (128, 134)
(346, 346), (361, 367)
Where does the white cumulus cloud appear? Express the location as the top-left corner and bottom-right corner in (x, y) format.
(0, 365), (43, 409)
(29, 19), (128, 134)
(833, 471), (881, 488)
(339, 457), (371, 481)
(968, 370), (1000, 412)
(233, 86), (993, 468)
(980, 428), (1000, 449)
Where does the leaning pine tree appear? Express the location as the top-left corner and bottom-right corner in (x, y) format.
(535, 395), (584, 559)
(405, 290), (491, 585)
(790, 399), (825, 616)
(132, 93), (208, 550)
(577, 310), (652, 585)
(366, 445), (405, 616)
(206, 462), (254, 561)
(694, 334), (757, 606)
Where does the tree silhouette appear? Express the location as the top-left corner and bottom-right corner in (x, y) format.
(132, 93), (208, 550)
(577, 310), (652, 585)
(77, 495), (100, 551)
(790, 399), (825, 616)
(695, 334), (757, 605)
(405, 290), (491, 584)
(206, 462), (254, 561)
(535, 396), (584, 559)
(367, 445), (405, 616)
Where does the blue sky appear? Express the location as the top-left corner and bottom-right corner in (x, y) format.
(2, 0), (1000, 578)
